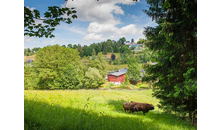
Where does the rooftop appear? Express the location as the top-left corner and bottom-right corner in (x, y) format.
(108, 72), (126, 76)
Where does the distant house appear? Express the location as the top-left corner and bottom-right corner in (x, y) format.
(119, 68), (127, 73)
(107, 72), (126, 85)
(124, 41), (130, 45)
(26, 59), (33, 63)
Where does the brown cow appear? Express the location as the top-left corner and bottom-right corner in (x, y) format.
(130, 101), (154, 115)
(123, 102), (136, 113)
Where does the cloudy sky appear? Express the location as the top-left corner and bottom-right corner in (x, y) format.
(24, 0), (157, 49)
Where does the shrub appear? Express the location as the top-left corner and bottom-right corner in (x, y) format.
(83, 67), (104, 89)
(106, 83), (115, 89)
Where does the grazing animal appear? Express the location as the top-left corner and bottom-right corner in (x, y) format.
(130, 101), (154, 115)
(123, 102), (136, 113)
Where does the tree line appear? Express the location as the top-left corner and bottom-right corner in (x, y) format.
(60, 37), (129, 57)
(24, 37), (140, 57)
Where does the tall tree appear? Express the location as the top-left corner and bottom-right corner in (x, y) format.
(131, 38), (134, 43)
(87, 52), (107, 79)
(67, 44), (73, 48)
(111, 54), (116, 61)
(127, 62), (141, 84)
(83, 67), (104, 89)
(143, 0), (197, 123)
(119, 37), (126, 45)
(85, 46), (93, 56)
(33, 44), (80, 89)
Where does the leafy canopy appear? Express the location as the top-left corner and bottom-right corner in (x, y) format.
(34, 44), (80, 70)
(24, 0), (77, 38)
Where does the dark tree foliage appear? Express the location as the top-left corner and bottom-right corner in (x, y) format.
(24, 0), (77, 38)
(111, 54), (116, 61)
(143, 0), (197, 123)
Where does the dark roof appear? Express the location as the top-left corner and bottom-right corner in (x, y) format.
(119, 68), (127, 73)
(26, 59), (33, 63)
(108, 72), (126, 76)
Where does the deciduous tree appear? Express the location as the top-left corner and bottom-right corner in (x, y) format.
(24, 1), (77, 38)
(127, 63), (141, 84)
(35, 44), (80, 70)
(83, 67), (104, 89)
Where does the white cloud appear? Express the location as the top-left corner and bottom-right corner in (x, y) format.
(24, 36), (34, 42)
(84, 22), (139, 41)
(87, 22), (117, 34)
(119, 24), (138, 35)
(83, 33), (106, 41)
(26, 6), (36, 11)
(62, 0), (143, 42)
(65, 0), (135, 23)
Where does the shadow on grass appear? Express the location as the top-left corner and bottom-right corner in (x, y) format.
(25, 99), (148, 130)
(107, 99), (127, 113)
(25, 98), (196, 130)
(107, 99), (197, 130)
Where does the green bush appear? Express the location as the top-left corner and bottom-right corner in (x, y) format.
(83, 67), (105, 89)
(106, 83), (115, 89)
(119, 83), (130, 89)
(59, 64), (84, 89)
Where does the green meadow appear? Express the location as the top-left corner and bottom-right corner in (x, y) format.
(24, 89), (196, 130)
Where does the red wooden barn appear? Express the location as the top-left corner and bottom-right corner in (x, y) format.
(107, 72), (126, 85)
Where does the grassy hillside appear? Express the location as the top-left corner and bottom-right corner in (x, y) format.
(106, 53), (120, 59)
(24, 55), (36, 61)
(24, 90), (196, 130)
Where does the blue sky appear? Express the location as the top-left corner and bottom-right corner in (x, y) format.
(24, 0), (157, 49)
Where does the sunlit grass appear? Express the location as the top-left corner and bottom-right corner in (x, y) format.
(24, 90), (196, 130)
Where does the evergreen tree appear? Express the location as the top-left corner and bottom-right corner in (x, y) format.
(143, 0), (197, 122)
(111, 54), (116, 61)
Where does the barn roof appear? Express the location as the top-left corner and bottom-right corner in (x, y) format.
(108, 72), (126, 76)
(119, 68), (127, 73)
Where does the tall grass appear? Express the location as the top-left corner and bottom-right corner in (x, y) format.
(24, 90), (196, 130)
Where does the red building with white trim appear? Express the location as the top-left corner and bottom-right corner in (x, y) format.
(107, 72), (126, 85)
